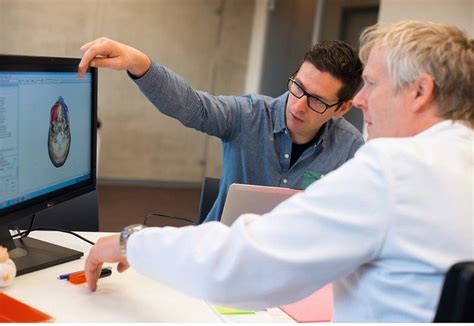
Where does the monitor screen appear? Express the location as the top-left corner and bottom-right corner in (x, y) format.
(0, 55), (97, 275)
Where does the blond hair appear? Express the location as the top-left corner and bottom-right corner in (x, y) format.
(359, 21), (474, 127)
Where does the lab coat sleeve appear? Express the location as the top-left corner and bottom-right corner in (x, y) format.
(126, 141), (392, 310)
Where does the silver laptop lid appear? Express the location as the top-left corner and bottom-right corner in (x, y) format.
(220, 183), (301, 226)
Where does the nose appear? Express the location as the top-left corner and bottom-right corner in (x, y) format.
(293, 95), (309, 114)
(352, 86), (367, 113)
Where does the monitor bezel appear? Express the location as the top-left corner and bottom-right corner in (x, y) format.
(0, 54), (97, 225)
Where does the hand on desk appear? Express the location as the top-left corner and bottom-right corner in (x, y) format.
(85, 234), (129, 292)
(78, 37), (151, 79)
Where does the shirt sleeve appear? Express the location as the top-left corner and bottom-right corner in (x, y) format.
(126, 142), (391, 310)
(132, 61), (251, 140)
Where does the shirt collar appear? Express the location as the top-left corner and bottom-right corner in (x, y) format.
(273, 92), (289, 134)
(315, 119), (331, 148)
(273, 91), (332, 148)
(415, 119), (470, 138)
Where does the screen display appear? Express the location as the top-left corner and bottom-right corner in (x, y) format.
(0, 71), (92, 210)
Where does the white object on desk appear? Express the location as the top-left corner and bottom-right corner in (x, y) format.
(0, 259), (16, 287)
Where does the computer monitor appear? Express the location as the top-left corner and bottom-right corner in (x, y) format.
(0, 55), (97, 275)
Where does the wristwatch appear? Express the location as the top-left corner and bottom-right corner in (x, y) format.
(119, 224), (146, 258)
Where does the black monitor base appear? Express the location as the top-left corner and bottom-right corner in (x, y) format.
(9, 237), (83, 276)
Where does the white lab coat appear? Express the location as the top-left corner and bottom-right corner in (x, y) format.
(127, 120), (473, 322)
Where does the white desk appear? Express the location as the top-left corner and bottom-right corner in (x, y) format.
(3, 231), (294, 323)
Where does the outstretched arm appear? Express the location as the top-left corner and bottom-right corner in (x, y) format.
(77, 37), (247, 140)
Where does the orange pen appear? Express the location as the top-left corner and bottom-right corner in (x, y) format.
(67, 267), (112, 284)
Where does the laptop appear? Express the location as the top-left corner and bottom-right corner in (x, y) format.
(220, 183), (302, 226)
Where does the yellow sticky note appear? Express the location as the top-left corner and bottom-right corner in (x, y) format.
(214, 305), (255, 315)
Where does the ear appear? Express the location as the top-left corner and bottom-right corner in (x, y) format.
(333, 100), (353, 117)
(412, 73), (435, 112)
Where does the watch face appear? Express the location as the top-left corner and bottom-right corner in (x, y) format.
(128, 224), (145, 232)
(122, 224), (146, 240)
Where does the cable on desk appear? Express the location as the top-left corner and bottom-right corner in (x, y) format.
(143, 212), (194, 226)
(11, 213), (37, 240)
(10, 214), (95, 245)
(13, 227), (95, 245)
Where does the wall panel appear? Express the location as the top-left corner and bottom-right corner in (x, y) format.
(0, 0), (254, 184)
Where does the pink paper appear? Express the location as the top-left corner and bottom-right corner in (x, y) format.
(279, 284), (333, 322)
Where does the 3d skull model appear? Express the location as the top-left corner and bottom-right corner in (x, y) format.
(48, 96), (71, 167)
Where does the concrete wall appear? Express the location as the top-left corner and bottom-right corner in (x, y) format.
(379, 0), (474, 37)
(0, 0), (255, 185)
(5, 0), (468, 186)
(318, 0), (380, 42)
(259, 0), (318, 97)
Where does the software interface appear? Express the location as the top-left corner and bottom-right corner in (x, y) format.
(0, 71), (92, 209)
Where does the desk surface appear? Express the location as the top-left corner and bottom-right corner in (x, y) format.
(2, 231), (293, 323)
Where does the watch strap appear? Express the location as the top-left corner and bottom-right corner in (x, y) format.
(119, 224), (146, 258)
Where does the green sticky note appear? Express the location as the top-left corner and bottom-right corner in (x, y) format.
(300, 171), (324, 189)
(214, 305), (255, 315)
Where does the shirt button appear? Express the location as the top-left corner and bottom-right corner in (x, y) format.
(284, 130), (288, 135)
(282, 179), (288, 184)
(284, 154), (289, 159)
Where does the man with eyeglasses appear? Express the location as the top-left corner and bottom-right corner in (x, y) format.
(78, 39), (364, 222)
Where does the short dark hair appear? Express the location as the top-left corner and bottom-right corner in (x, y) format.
(296, 40), (363, 101)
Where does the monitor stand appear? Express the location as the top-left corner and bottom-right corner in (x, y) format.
(0, 224), (83, 276)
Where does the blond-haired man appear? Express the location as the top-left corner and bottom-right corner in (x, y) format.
(84, 21), (473, 322)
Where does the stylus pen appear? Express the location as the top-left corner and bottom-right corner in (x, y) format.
(58, 270), (82, 280)
(58, 267), (112, 283)
(68, 267), (112, 285)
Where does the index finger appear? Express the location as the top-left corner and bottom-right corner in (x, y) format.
(84, 251), (104, 292)
(77, 42), (113, 78)
(77, 39), (100, 78)
(77, 46), (98, 79)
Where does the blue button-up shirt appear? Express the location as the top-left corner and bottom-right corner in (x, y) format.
(134, 62), (364, 222)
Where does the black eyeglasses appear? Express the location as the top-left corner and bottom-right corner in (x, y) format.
(287, 77), (344, 114)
